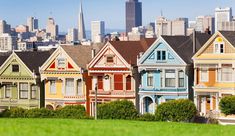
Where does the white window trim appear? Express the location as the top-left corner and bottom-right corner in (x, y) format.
(49, 80), (56, 95)
(218, 65), (233, 83)
(178, 70), (185, 88)
(147, 72), (154, 88)
(214, 42), (225, 54)
(200, 68), (208, 82)
(156, 50), (167, 61)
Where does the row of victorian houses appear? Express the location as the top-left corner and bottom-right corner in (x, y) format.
(0, 31), (235, 117)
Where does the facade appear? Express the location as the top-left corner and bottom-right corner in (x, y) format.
(91, 21), (105, 43)
(138, 33), (211, 114)
(40, 45), (103, 111)
(128, 26), (145, 41)
(217, 21), (235, 31)
(66, 28), (78, 43)
(0, 20), (11, 34)
(193, 31), (235, 116)
(46, 18), (59, 40)
(27, 17), (38, 32)
(87, 39), (155, 116)
(0, 33), (17, 51)
(126, 0), (142, 33)
(215, 7), (232, 32)
(0, 51), (53, 110)
(78, 1), (86, 41)
(195, 16), (215, 34)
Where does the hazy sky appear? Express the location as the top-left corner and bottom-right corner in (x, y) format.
(0, 0), (234, 32)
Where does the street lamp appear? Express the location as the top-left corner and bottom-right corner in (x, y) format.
(95, 83), (98, 120)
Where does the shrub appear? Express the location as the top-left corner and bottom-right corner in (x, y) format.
(0, 109), (10, 117)
(97, 100), (138, 120)
(155, 99), (196, 122)
(8, 108), (27, 118)
(138, 113), (157, 121)
(26, 108), (55, 118)
(56, 105), (86, 119)
(219, 96), (235, 115)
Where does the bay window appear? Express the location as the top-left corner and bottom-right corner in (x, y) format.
(178, 71), (184, 87)
(20, 83), (28, 99)
(65, 79), (74, 96)
(165, 70), (175, 87)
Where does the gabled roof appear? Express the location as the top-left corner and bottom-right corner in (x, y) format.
(219, 31), (235, 46)
(0, 52), (11, 66)
(110, 38), (156, 65)
(162, 33), (211, 64)
(61, 44), (104, 70)
(15, 50), (54, 74)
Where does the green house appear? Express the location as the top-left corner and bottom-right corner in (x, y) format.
(0, 51), (53, 110)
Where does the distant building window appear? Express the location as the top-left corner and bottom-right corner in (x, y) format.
(20, 83), (28, 99)
(165, 70), (175, 87)
(157, 50), (166, 61)
(178, 71), (184, 87)
(147, 72), (154, 87)
(107, 56), (114, 63)
(50, 80), (56, 94)
(5, 85), (11, 98)
(200, 68), (208, 82)
(12, 65), (19, 72)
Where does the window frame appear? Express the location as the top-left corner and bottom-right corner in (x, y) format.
(31, 85), (37, 99)
(214, 42), (225, 54)
(147, 72), (154, 87)
(65, 78), (75, 96)
(12, 64), (19, 72)
(5, 85), (11, 98)
(200, 68), (208, 82)
(178, 70), (184, 88)
(156, 50), (167, 61)
(165, 69), (176, 88)
(49, 80), (56, 94)
(19, 83), (28, 99)
(219, 64), (233, 82)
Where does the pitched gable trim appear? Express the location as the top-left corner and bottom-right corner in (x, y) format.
(88, 42), (131, 69)
(192, 31), (235, 59)
(0, 52), (34, 77)
(138, 36), (187, 65)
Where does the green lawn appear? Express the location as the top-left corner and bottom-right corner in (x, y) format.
(0, 119), (235, 136)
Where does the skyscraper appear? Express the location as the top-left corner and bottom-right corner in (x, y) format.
(66, 28), (78, 43)
(27, 17), (38, 32)
(215, 7), (232, 31)
(195, 16), (215, 34)
(46, 18), (58, 40)
(0, 20), (11, 34)
(126, 0), (142, 33)
(91, 21), (105, 43)
(78, 0), (86, 41)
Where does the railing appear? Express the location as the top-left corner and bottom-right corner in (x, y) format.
(64, 95), (85, 99)
(89, 90), (135, 96)
(139, 88), (187, 92)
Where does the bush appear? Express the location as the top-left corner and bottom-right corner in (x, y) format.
(56, 105), (86, 119)
(219, 96), (235, 115)
(26, 108), (55, 118)
(138, 113), (157, 121)
(155, 99), (196, 122)
(7, 108), (27, 118)
(98, 100), (138, 120)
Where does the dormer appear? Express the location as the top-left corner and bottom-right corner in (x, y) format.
(214, 37), (224, 54)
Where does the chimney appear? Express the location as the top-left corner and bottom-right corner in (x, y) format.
(193, 29), (196, 53)
(92, 49), (96, 58)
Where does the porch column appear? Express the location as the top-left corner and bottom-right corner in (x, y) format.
(175, 69), (179, 88)
(162, 69), (165, 88)
(153, 96), (156, 114)
(74, 78), (78, 96)
(123, 74), (126, 91)
(194, 68), (197, 86)
(92, 76), (97, 91)
(28, 82), (31, 100)
(61, 78), (65, 95)
(17, 82), (20, 99)
(210, 94), (213, 110)
(216, 93), (219, 111)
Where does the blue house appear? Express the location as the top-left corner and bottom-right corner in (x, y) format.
(137, 34), (211, 114)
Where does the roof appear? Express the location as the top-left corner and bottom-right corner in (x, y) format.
(15, 50), (55, 74)
(162, 33), (211, 64)
(219, 31), (235, 46)
(0, 52), (11, 66)
(61, 44), (104, 69)
(110, 38), (156, 65)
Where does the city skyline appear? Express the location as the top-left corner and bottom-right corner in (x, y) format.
(0, 0), (235, 32)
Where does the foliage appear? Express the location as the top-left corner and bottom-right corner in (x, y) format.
(155, 99), (197, 122)
(219, 96), (235, 115)
(138, 113), (157, 121)
(26, 108), (55, 118)
(98, 100), (138, 120)
(56, 105), (86, 119)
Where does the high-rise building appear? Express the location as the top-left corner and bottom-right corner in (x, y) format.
(0, 33), (17, 51)
(155, 16), (171, 37)
(78, 1), (86, 41)
(66, 28), (78, 43)
(195, 16), (215, 34)
(27, 17), (38, 32)
(215, 7), (232, 31)
(46, 18), (58, 40)
(126, 0), (142, 33)
(217, 21), (235, 31)
(0, 20), (11, 34)
(91, 21), (105, 43)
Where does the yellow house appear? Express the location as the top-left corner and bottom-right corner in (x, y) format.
(39, 45), (102, 110)
(192, 31), (235, 116)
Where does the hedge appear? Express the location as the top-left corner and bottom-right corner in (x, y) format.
(219, 95), (235, 115)
(155, 99), (197, 122)
(138, 113), (157, 121)
(56, 105), (86, 119)
(97, 100), (138, 120)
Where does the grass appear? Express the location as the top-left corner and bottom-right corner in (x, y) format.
(0, 119), (235, 136)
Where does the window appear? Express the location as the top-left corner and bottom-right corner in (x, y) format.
(157, 50), (166, 61)
(106, 56), (114, 63)
(126, 75), (132, 90)
(147, 72), (154, 87)
(114, 74), (123, 90)
(12, 65), (19, 72)
(50, 80), (56, 94)
(5, 85), (11, 98)
(179, 71), (184, 87)
(77, 79), (83, 96)
(31, 85), (37, 99)
(20, 83), (28, 99)
(220, 64), (232, 82)
(98, 76), (103, 90)
(57, 58), (66, 69)
(65, 79), (74, 96)
(200, 68), (208, 82)
(165, 70), (175, 87)
(214, 43), (224, 54)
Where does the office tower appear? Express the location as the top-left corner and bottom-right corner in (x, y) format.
(27, 17), (38, 32)
(195, 16), (215, 34)
(46, 18), (58, 40)
(215, 7), (232, 31)
(91, 21), (105, 43)
(66, 28), (78, 43)
(155, 16), (171, 37)
(171, 18), (188, 36)
(126, 0), (142, 33)
(0, 33), (17, 51)
(0, 20), (11, 34)
(78, 1), (86, 41)
(217, 21), (235, 31)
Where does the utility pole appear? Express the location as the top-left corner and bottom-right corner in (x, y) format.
(95, 83), (98, 120)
